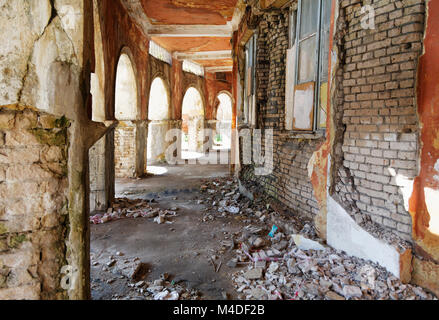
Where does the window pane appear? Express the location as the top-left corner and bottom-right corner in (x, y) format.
(300, 0), (319, 39)
(298, 36), (317, 83)
(320, 0), (331, 82)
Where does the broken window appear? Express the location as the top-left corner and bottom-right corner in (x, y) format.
(149, 41), (172, 65)
(243, 33), (257, 126)
(286, 0), (331, 132)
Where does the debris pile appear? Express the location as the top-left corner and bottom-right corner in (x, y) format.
(90, 176), (437, 300)
(90, 198), (178, 225)
(199, 177), (436, 301)
(91, 251), (202, 300)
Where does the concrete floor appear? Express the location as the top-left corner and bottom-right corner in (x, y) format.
(115, 164), (230, 198)
(91, 164), (239, 300)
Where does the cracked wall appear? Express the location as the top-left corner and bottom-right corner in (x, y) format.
(330, 0), (425, 243)
(409, 0), (439, 297)
(239, 8), (324, 222)
(0, 0), (110, 299)
(0, 107), (69, 299)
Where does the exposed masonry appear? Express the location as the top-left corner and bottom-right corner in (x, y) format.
(241, 9), (323, 220)
(333, 0), (425, 242)
(115, 123), (137, 178)
(240, 0), (424, 243)
(0, 107), (69, 300)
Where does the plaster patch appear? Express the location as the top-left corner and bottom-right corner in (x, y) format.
(425, 187), (439, 236)
(388, 167), (414, 211)
(327, 196), (410, 280)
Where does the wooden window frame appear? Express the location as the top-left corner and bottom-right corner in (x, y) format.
(289, 0), (331, 133)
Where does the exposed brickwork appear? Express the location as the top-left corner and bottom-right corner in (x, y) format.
(240, 10), (324, 220)
(0, 107), (69, 299)
(240, 0), (425, 242)
(115, 123), (137, 178)
(333, 0), (425, 241)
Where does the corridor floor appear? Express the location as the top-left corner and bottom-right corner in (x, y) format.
(91, 164), (237, 300)
(90, 165), (436, 300)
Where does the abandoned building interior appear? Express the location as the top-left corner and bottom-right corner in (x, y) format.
(0, 0), (439, 300)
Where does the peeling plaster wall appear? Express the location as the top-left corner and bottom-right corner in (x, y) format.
(409, 0), (439, 297)
(0, 0), (108, 299)
(237, 0), (439, 293)
(205, 72), (233, 121)
(99, 0), (150, 121)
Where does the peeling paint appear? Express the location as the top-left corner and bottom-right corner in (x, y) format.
(408, 0), (439, 295)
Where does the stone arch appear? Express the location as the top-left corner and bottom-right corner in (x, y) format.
(114, 48), (145, 178)
(115, 48), (140, 121)
(183, 83), (206, 118)
(147, 76), (172, 164)
(181, 87), (205, 157)
(214, 91), (233, 150)
(148, 76), (170, 121)
(215, 90), (233, 119)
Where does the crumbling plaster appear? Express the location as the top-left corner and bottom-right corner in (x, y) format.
(409, 0), (439, 296)
(0, 0), (116, 299)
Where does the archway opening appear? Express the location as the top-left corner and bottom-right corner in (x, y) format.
(181, 87), (204, 160)
(214, 92), (233, 150)
(147, 77), (170, 166)
(115, 53), (138, 121)
(114, 53), (139, 179)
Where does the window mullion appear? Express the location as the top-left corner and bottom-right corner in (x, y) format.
(313, 0), (323, 132)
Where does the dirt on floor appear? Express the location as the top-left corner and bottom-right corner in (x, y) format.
(90, 165), (437, 301)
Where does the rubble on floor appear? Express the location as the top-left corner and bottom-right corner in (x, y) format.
(91, 176), (437, 300)
(91, 251), (202, 300)
(197, 177), (437, 301)
(90, 198), (178, 225)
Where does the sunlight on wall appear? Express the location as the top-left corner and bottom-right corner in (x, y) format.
(388, 167), (414, 212)
(215, 93), (232, 150)
(148, 77), (169, 121)
(115, 53), (138, 120)
(425, 187), (439, 235)
(182, 88), (204, 155)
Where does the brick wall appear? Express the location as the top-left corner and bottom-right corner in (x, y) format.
(241, 10), (324, 220)
(0, 107), (69, 299)
(115, 123), (137, 178)
(240, 0), (425, 242)
(332, 0), (425, 241)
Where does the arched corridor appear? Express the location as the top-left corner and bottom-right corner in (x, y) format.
(1, 0), (439, 303)
(115, 53), (138, 121)
(214, 92), (233, 150)
(147, 77), (170, 164)
(181, 87), (205, 160)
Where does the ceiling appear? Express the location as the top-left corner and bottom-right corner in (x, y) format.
(122, 0), (245, 73)
(151, 37), (231, 53)
(141, 0), (238, 25)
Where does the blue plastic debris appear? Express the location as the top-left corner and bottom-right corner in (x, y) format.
(268, 225), (278, 238)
